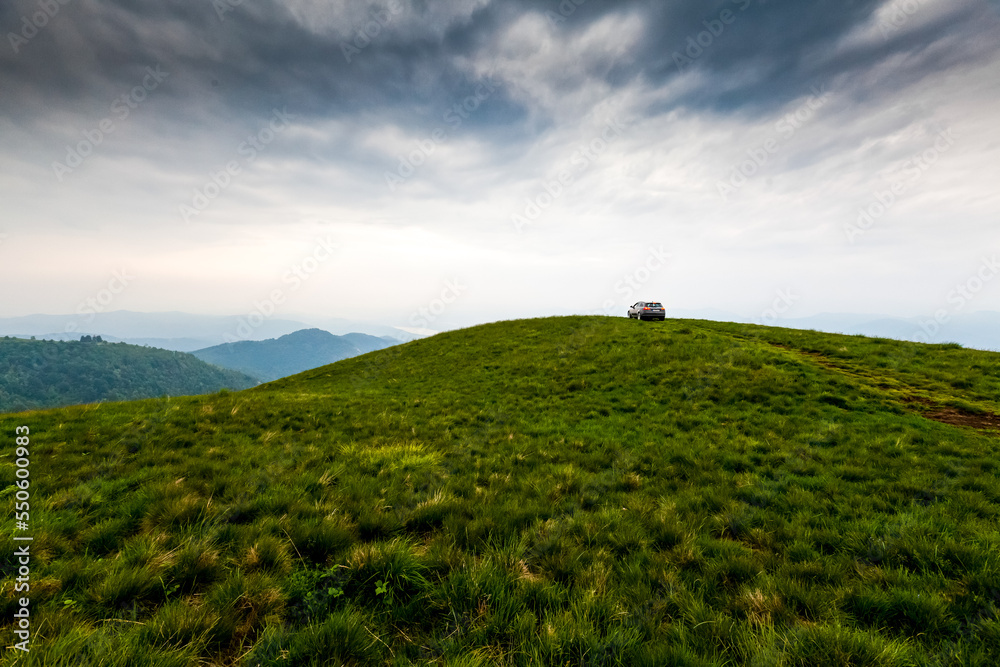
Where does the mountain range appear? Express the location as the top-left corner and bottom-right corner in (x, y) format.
(3, 308), (997, 353)
(191, 328), (394, 382)
(0, 336), (257, 413)
(0, 311), (422, 351)
(0, 326), (397, 412)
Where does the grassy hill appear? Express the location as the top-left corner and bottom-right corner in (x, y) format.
(0, 337), (258, 413)
(2, 316), (999, 666)
(191, 328), (394, 382)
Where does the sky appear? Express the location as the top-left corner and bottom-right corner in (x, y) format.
(2, 0), (999, 334)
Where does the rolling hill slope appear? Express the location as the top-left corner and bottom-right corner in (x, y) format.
(191, 328), (395, 382)
(2, 317), (999, 666)
(0, 336), (258, 413)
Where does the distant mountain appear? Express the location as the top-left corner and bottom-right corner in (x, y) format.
(775, 312), (1000, 352)
(300, 317), (428, 342)
(2, 332), (220, 352)
(0, 311), (310, 350)
(0, 336), (258, 413)
(191, 328), (395, 382)
(0, 310), (422, 352)
(669, 309), (1000, 352)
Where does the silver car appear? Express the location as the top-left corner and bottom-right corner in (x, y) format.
(628, 301), (665, 321)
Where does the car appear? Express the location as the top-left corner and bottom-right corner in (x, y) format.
(628, 301), (665, 321)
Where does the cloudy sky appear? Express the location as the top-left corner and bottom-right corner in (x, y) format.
(2, 0), (999, 333)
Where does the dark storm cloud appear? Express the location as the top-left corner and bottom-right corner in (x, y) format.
(0, 1), (534, 125)
(4, 0), (997, 136)
(579, 0), (998, 116)
(0, 0), (996, 212)
(2, 0), (999, 326)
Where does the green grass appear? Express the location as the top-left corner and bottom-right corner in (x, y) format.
(2, 316), (1000, 665)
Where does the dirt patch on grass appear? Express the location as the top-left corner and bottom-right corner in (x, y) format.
(922, 407), (1000, 432)
(900, 394), (1000, 431)
(901, 395), (935, 407)
(765, 342), (1000, 433)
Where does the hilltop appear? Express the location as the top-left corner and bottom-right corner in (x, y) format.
(2, 317), (999, 666)
(0, 336), (257, 413)
(191, 328), (394, 382)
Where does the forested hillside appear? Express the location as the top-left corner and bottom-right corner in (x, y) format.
(0, 336), (257, 412)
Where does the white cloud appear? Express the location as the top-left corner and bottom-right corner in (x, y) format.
(281, 0), (490, 41)
(2, 0), (1000, 329)
(464, 10), (645, 121)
